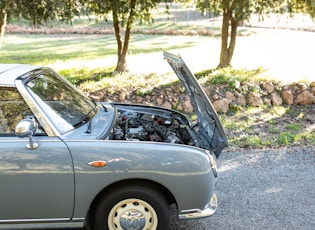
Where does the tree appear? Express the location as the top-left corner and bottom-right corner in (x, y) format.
(196, 0), (315, 68)
(0, 9), (7, 48)
(0, 0), (79, 48)
(0, 0), (18, 48)
(18, 0), (79, 25)
(83, 0), (165, 73)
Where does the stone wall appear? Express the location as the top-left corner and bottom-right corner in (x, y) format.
(89, 81), (315, 114)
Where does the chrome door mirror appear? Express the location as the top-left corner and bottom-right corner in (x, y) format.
(15, 119), (39, 149)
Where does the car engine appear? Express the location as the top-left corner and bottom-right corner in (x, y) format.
(113, 108), (210, 149)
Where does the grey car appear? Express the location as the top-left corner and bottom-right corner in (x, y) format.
(0, 51), (228, 230)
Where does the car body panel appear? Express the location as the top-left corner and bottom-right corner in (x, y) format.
(60, 103), (117, 140)
(0, 64), (39, 86)
(64, 141), (215, 218)
(163, 51), (228, 157)
(0, 136), (74, 221)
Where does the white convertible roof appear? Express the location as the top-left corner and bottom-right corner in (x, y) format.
(0, 64), (41, 86)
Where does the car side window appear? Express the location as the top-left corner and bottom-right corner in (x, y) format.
(0, 87), (44, 136)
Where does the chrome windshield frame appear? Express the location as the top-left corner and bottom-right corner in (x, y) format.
(15, 68), (97, 136)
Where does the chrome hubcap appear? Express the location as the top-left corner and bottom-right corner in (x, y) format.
(108, 198), (158, 230)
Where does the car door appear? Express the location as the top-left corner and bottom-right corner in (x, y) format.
(0, 87), (74, 223)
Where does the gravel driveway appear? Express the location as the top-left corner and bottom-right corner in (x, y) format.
(172, 145), (315, 230)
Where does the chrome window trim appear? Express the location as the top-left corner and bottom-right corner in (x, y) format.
(0, 218), (70, 223)
(0, 218), (84, 229)
(15, 79), (60, 137)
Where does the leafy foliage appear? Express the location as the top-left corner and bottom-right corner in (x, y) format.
(1, 0), (80, 25)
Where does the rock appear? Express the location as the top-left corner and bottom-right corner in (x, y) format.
(118, 88), (128, 102)
(86, 77), (315, 110)
(226, 91), (236, 101)
(296, 82), (307, 91)
(262, 82), (274, 94)
(213, 99), (230, 113)
(89, 94), (100, 102)
(176, 104), (183, 111)
(89, 92), (104, 102)
(271, 92), (283, 106)
(292, 85), (299, 93)
(172, 97), (179, 103)
(136, 96), (143, 103)
(204, 88), (211, 97)
(214, 87), (220, 94)
(295, 90), (315, 105)
(236, 93), (247, 106)
(282, 90), (294, 105)
(97, 92), (105, 100)
(156, 98), (163, 106)
(161, 100), (172, 110)
(183, 96), (194, 113)
(212, 94), (219, 100)
(264, 97), (271, 106)
(247, 92), (263, 107)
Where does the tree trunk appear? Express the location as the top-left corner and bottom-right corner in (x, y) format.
(111, 0), (124, 73)
(228, 18), (238, 64)
(113, 0), (136, 73)
(218, 9), (239, 68)
(218, 11), (230, 68)
(115, 27), (130, 73)
(115, 24), (129, 73)
(113, 19), (122, 59)
(0, 11), (7, 49)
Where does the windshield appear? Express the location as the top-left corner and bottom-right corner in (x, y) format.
(25, 69), (97, 134)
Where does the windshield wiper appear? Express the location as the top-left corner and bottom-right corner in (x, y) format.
(85, 118), (92, 133)
(85, 108), (96, 134)
(102, 104), (108, 112)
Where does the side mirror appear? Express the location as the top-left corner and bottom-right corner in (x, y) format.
(15, 119), (39, 149)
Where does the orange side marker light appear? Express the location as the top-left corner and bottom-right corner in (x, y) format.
(88, 161), (107, 167)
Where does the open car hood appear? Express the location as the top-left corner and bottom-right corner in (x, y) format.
(163, 51), (228, 157)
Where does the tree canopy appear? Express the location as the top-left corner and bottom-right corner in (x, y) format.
(1, 0), (79, 26)
(196, 0), (315, 68)
(0, 0), (79, 47)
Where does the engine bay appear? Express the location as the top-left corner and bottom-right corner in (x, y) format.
(113, 107), (211, 149)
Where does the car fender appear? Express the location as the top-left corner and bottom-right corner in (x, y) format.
(64, 140), (216, 219)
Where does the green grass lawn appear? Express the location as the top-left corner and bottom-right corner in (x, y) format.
(0, 33), (211, 66)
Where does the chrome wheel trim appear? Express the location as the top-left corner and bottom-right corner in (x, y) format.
(108, 198), (158, 230)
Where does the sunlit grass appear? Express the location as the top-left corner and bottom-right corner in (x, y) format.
(285, 123), (302, 131)
(0, 34), (116, 65)
(78, 70), (178, 93)
(0, 34), (211, 66)
(197, 67), (267, 85)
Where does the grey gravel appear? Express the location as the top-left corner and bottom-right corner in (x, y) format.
(171, 145), (315, 230)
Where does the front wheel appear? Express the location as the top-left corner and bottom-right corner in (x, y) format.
(94, 185), (170, 230)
